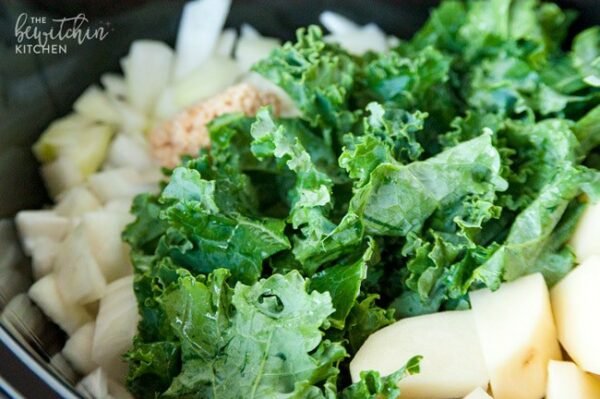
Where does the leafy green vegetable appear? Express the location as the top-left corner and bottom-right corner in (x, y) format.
(574, 104), (600, 154)
(311, 239), (376, 329)
(123, 1), (600, 397)
(350, 133), (507, 237)
(472, 166), (600, 288)
(252, 26), (358, 140)
(340, 356), (422, 399)
(572, 27), (600, 87)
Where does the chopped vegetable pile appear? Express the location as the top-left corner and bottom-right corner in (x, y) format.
(123, 0), (600, 397)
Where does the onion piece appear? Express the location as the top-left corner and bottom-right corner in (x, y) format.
(87, 168), (158, 203)
(174, 57), (240, 107)
(55, 224), (107, 305)
(80, 210), (133, 282)
(92, 276), (139, 382)
(215, 28), (238, 57)
(62, 322), (97, 374)
(41, 157), (84, 199)
(73, 85), (122, 125)
(15, 210), (70, 256)
(105, 134), (155, 171)
(55, 187), (102, 218)
(28, 274), (92, 335)
(319, 11), (360, 35)
(30, 237), (60, 278)
(235, 35), (280, 71)
(324, 23), (388, 55)
(126, 40), (174, 114)
(174, 0), (232, 79)
(100, 73), (127, 100)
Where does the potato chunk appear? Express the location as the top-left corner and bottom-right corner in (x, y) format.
(551, 256), (600, 374)
(547, 360), (600, 399)
(350, 310), (488, 399)
(569, 201), (600, 262)
(464, 387), (492, 399)
(470, 273), (562, 399)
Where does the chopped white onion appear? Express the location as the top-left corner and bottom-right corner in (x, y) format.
(15, 210), (70, 256)
(55, 187), (102, 217)
(28, 274), (92, 335)
(174, 0), (232, 79)
(324, 23), (388, 55)
(41, 157), (84, 199)
(106, 134), (155, 171)
(62, 322), (97, 374)
(87, 168), (157, 203)
(54, 224), (107, 304)
(215, 28), (238, 57)
(92, 276), (139, 383)
(235, 35), (280, 71)
(73, 85), (122, 125)
(126, 40), (174, 114)
(100, 73), (127, 100)
(76, 368), (109, 399)
(81, 210), (132, 282)
(319, 11), (361, 35)
(153, 87), (179, 121)
(174, 57), (240, 107)
(30, 237), (60, 278)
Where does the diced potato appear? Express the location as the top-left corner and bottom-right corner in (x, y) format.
(62, 322), (97, 374)
(81, 210), (132, 282)
(55, 187), (102, 217)
(174, 0), (232, 79)
(73, 85), (121, 124)
(41, 157), (85, 198)
(92, 276), (139, 382)
(551, 255), (600, 374)
(126, 40), (174, 114)
(470, 273), (562, 399)
(54, 225), (107, 304)
(15, 210), (70, 255)
(569, 201), (600, 263)
(88, 168), (157, 203)
(350, 310), (489, 399)
(28, 274), (92, 335)
(174, 57), (241, 107)
(464, 387), (492, 399)
(547, 360), (600, 399)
